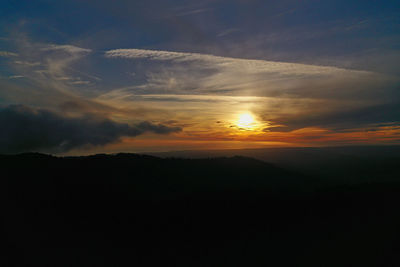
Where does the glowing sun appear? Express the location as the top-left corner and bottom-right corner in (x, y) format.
(237, 113), (256, 129)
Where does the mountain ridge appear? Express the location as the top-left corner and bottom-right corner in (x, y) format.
(3, 150), (400, 266)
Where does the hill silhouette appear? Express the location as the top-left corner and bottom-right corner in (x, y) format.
(2, 153), (400, 266)
(150, 145), (400, 185)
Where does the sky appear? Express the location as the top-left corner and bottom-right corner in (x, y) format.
(0, 0), (399, 154)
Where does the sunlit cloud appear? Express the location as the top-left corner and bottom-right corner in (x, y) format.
(104, 48), (393, 100)
(102, 48), (399, 137)
(105, 48), (369, 76)
(0, 0), (399, 154)
(1, 39), (399, 153)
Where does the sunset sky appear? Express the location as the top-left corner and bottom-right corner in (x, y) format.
(1, 0), (399, 154)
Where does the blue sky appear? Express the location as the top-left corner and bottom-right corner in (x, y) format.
(1, 0), (400, 154)
(2, 0), (399, 67)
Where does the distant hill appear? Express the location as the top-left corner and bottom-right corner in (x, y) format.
(2, 152), (400, 266)
(1, 153), (314, 194)
(149, 145), (400, 184)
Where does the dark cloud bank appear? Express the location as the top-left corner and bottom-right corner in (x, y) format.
(0, 105), (181, 154)
(266, 101), (400, 132)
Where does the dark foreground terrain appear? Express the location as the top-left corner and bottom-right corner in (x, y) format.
(2, 152), (400, 266)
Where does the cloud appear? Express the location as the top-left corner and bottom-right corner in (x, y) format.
(5, 41), (97, 100)
(41, 44), (92, 54)
(266, 101), (400, 133)
(14, 61), (41, 66)
(103, 48), (399, 134)
(8, 75), (24, 79)
(217, 28), (240, 37)
(0, 105), (181, 154)
(0, 51), (18, 57)
(69, 80), (91, 85)
(135, 121), (182, 134)
(105, 48), (363, 76)
(38, 45), (92, 82)
(3, 40), (398, 147)
(176, 8), (211, 16)
(104, 48), (391, 100)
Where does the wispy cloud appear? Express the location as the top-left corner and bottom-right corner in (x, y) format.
(2, 41), (399, 149)
(105, 48), (365, 76)
(217, 28), (240, 37)
(41, 44), (92, 54)
(14, 60), (41, 66)
(103, 48), (399, 135)
(7, 41), (94, 96)
(177, 8), (211, 16)
(103, 48), (393, 101)
(8, 75), (24, 79)
(0, 51), (18, 57)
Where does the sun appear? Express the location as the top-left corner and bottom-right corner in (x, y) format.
(236, 113), (255, 129)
